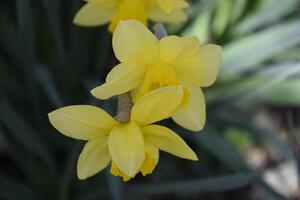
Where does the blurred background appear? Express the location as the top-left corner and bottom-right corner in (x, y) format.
(0, 0), (300, 199)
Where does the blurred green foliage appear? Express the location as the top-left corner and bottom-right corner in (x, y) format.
(1, 0), (300, 199)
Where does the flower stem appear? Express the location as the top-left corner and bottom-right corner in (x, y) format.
(153, 23), (167, 39)
(115, 92), (133, 122)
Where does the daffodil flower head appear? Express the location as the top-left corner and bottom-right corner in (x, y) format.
(48, 86), (197, 181)
(74, 0), (189, 32)
(92, 20), (223, 132)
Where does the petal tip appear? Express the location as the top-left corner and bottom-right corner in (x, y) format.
(47, 111), (56, 123)
(90, 87), (108, 100)
(77, 170), (88, 180)
(190, 125), (204, 132)
(190, 153), (198, 161)
(77, 174), (87, 180)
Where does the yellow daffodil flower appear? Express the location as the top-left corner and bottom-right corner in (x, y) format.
(91, 20), (222, 132)
(48, 86), (197, 181)
(74, 0), (188, 32)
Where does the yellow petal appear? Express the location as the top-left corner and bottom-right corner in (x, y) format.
(175, 0), (189, 9)
(73, 1), (116, 27)
(135, 62), (179, 99)
(148, 8), (187, 23)
(91, 62), (146, 99)
(113, 20), (159, 65)
(159, 35), (200, 63)
(110, 162), (132, 181)
(140, 143), (159, 176)
(131, 86), (183, 126)
(48, 105), (117, 140)
(143, 125), (198, 160)
(108, 121), (145, 177)
(155, 0), (188, 14)
(174, 44), (222, 87)
(108, 0), (147, 32)
(172, 86), (206, 131)
(156, 0), (175, 14)
(77, 136), (111, 179)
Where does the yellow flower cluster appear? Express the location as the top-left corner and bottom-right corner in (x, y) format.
(49, 0), (222, 181)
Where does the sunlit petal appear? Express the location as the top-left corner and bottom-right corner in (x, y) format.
(140, 143), (159, 176)
(131, 86), (183, 126)
(159, 35), (200, 63)
(91, 62), (146, 99)
(155, 0), (188, 14)
(174, 44), (222, 87)
(108, 0), (147, 32)
(108, 122), (145, 177)
(148, 9), (187, 23)
(73, 1), (116, 26)
(77, 136), (111, 179)
(113, 20), (159, 64)
(172, 86), (206, 131)
(143, 125), (198, 160)
(48, 105), (117, 140)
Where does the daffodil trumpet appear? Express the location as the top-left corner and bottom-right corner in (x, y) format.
(48, 86), (198, 181)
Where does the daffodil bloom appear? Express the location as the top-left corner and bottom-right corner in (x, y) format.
(91, 20), (222, 131)
(48, 86), (197, 181)
(74, 0), (188, 32)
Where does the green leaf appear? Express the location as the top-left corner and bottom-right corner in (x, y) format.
(237, 62), (300, 103)
(0, 11), (23, 67)
(221, 20), (300, 78)
(35, 66), (64, 107)
(41, 0), (75, 91)
(229, 0), (247, 26)
(41, 0), (65, 59)
(127, 173), (255, 195)
(234, 0), (300, 35)
(59, 143), (82, 200)
(183, 5), (213, 43)
(182, 0), (219, 42)
(256, 179), (288, 200)
(186, 126), (286, 199)
(215, 107), (294, 161)
(0, 101), (55, 170)
(0, 129), (57, 200)
(106, 171), (124, 200)
(16, 0), (35, 63)
(0, 58), (24, 98)
(212, 0), (232, 37)
(208, 62), (300, 106)
(193, 126), (250, 172)
(258, 79), (300, 105)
